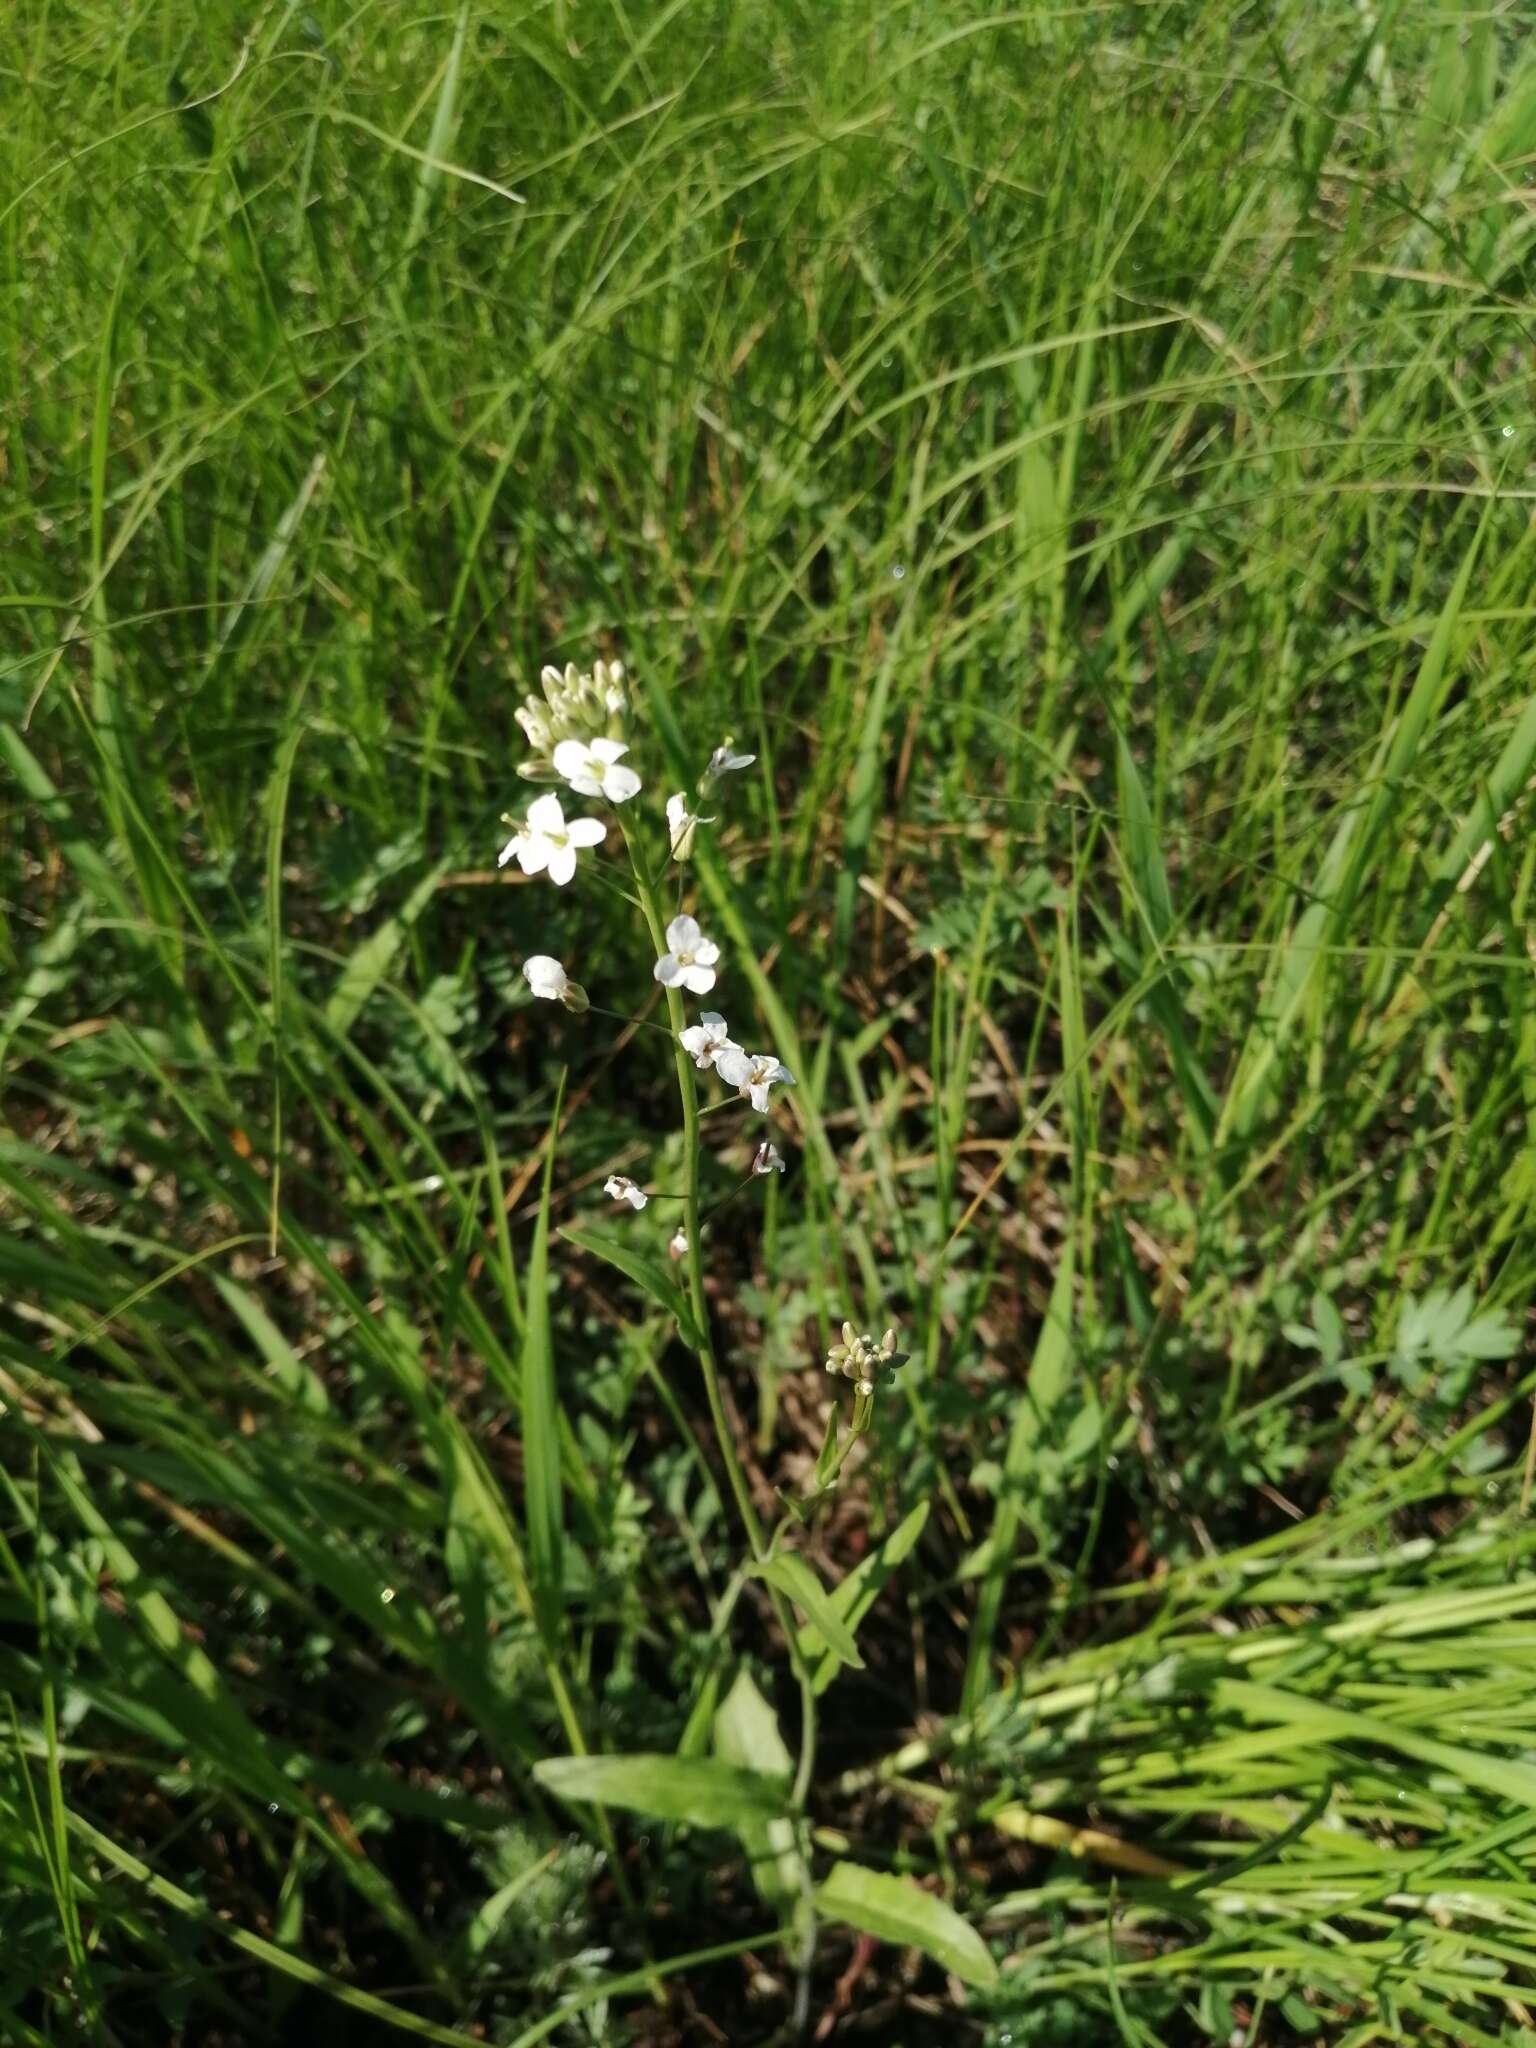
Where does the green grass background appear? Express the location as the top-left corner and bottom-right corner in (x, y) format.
(6, 0), (1536, 2040)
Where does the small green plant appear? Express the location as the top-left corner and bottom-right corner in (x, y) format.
(502, 654), (977, 2003)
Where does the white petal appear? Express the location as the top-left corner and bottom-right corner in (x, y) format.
(497, 834), (523, 868)
(666, 793), (687, 825)
(526, 792), (566, 834)
(626, 1186), (649, 1209)
(516, 837), (549, 875)
(666, 914), (701, 952)
(602, 764), (642, 803)
(654, 954), (683, 986)
(565, 816), (607, 847)
(590, 737), (629, 763)
(773, 1062), (796, 1086)
(546, 843), (577, 885)
(552, 740), (590, 778)
(714, 1047), (750, 1087)
(693, 939), (720, 967)
(679, 1026), (707, 1056)
(682, 963), (717, 995)
(700, 1011), (728, 1036)
(523, 954), (567, 1000)
(747, 1082), (769, 1111)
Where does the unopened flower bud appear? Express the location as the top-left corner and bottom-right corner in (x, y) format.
(516, 699), (554, 752)
(822, 1318), (908, 1398)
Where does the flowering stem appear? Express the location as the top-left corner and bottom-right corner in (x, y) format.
(620, 814), (821, 1840)
(619, 817), (765, 1562)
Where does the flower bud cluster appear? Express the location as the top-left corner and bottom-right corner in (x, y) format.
(516, 660), (629, 779)
(824, 1322), (909, 1398)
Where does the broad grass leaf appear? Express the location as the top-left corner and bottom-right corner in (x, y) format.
(523, 1078), (565, 1641)
(559, 1224), (705, 1350)
(962, 1241), (1074, 1712)
(799, 1502), (930, 1694)
(533, 1754), (787, 1830)
(749, 1555), (863, 1668)
(714, 1671), (803, 1911)
(815, 1862), (997, 1988)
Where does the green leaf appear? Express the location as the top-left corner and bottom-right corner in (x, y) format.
(325, 863), (446, 1036)
(815, 1862), (998, 1988)
(406, 2), (470, 248)
(749, 1555), (863, 1668)
(713, 1669), (793, 1780)
(533, 1754), (787, 1830)
(211, 1275), (329, 1415)
(524, 1075), (566, 1641)
(559, 1224), (705, 1350)
(963, 1242), (1074, 1712)
(1115, 731), (1218, 1152)
(800, 1502), (930, 1694)
(714, 1671), (804, 1912)
(1219, 504), (1490, 1142)
(1312, 1292), (1345, 1367)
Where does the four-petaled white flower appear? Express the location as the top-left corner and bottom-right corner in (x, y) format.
(499, 792), (606, 885)
(668, 1228), (689, 1261)
(603, 1174), (648, 1211)
(553, 737), (641, 805)
(678, 1011), (737, 1071)
(752, 1142), (786, 1176)
(716, 1047), (796, 1113)
(523, 955), (568, 1002)
(666, 792), (714, 861)
(707, 742), (756, 778)
(654, 914), (720, 995)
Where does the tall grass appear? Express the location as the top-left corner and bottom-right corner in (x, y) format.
(4, 0), (1536, 2040)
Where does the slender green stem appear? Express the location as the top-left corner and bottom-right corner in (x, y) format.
(811, 1401), (870, 1495)
(620, 817), (766, 1559)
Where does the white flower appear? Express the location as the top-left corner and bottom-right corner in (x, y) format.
(498, 792), (607, 885)
(752, 1142), (786, 1176)
(678, 1011), (737, 1071)
(707, 741), (756, 778)
(653, 914), (720, 995)
(552, 737), (641, 805)
(522, 955), (568, 1002)
(715, 1047), (796, 1113)
(668, 1228), (689, 1261)
(522, 955), (588, 1011)
(666, 792), (714, 861)
(603, 1174), (648, 1211)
